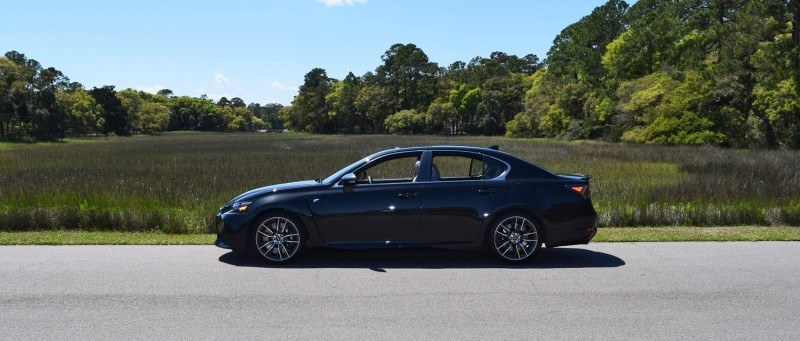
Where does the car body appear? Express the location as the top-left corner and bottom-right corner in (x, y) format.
(215, 145), (597, 263)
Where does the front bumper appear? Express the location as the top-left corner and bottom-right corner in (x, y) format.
(213, 210), (251, 252)
(214, 232), (231, 249)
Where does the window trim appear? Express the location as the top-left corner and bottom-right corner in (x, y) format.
(331, 151), (425, 188)
(427, 150), (510, 183)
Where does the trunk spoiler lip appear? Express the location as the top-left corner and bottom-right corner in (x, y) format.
(557, 173), (592, 180)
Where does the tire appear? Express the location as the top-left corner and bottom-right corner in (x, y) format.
(487, 212), (543, 264)
(250, 212), (306, 264)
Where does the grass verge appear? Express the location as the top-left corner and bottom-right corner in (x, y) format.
(0, 227), (798, 245)
(593, 226), (800, 242)
(0, 231), (214, 245)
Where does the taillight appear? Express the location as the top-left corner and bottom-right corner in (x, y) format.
(567, 184), (591, 198)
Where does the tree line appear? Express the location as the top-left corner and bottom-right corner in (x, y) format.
(282, 46), (541, 136)
(284, 0), (800, 148)
(3, 0), (799, 148)
(0, 51), (284, 142)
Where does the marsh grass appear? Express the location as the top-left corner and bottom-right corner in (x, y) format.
(1, 132), (799, 232)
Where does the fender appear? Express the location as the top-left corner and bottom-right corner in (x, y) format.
(222, 192), (326, 251)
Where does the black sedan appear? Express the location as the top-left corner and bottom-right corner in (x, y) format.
(215, 145), (597, 264)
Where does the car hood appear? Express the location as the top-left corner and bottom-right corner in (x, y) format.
(227, 180), (323, 204)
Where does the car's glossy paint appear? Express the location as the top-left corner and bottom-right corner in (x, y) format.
(214, 146), (597, 253)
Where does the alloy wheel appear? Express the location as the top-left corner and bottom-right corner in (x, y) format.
(255, 217), (301, 262)
(493, 216), (539, 261)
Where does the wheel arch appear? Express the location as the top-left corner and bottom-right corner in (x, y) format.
(247, 207), (317, 252)
(482, 205), (551, 246)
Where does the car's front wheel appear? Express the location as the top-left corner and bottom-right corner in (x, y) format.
(251, 213), (306, 264)
(489, 213), (542, 264)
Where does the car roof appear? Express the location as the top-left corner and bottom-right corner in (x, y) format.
(366, 145), (557, 179)
(370, 145), (508, 158)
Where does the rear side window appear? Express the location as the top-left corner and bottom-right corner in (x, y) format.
(482, 156), (507, 179)
(430, 152), (507, 181)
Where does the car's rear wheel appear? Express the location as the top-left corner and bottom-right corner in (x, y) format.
(251, 213), (305, 264)
(489, 213), (542, 264)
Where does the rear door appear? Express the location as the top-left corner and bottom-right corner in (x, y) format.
(418, 151), (509, 243)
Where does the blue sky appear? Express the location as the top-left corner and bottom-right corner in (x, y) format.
(1, 0), (614, 105)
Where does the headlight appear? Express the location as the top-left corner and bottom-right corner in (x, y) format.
(231, 201), (252, 213)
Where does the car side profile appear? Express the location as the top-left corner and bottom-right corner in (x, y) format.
(215, 145), (597, 264)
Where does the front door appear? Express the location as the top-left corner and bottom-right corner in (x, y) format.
(318, 152), (424, 244)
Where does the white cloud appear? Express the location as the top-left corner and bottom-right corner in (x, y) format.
(270, 81), (298, 91)
(137, 84), (165, 94)
(318, 0), (367, 7)
(213, 72), (229, 85)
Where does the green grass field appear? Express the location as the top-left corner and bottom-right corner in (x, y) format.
(1, 132), (799, 240)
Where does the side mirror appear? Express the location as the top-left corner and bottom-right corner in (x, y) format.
(340, 173), (358, 187)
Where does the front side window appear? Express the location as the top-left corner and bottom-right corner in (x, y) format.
(356, 153), (422, 184)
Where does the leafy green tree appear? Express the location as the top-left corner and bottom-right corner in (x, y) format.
(602, 0), (683, 81)
(0, 56), (34, 140)
(447, 84), (481, 133)
(754, 78), (800, 147)
(475, 75), (525, 135)
(289, 68), (333, 133)
(355, 85), (395, 133)
(168, 96), (215, 131)
(138, 102), (170, 134)
(56, 87), (103, 135)
(89, 85), (129, 136)
(279, 105), (301, 131)
(546, 0), (629, 85)
(217, 97), (231, 107)
(222, 105), (264, 132)
(384, 109), (429, 134)
(426, 100), (458, 134)
(0, 52), (70, 141)
(326, 72), (362, 133)
(229, 97), (246, 108)
(375, 44), (439, 112)
(792, 0), (800, 90)
(247, 102), (284, 129)
(197, 106), (227, 131)
(116, 89), (145, 132)
(617, 71), (724, 145)
(488, 52), (541, 75)
(156, 89), (173, 98)
(505, 111), (539, 138)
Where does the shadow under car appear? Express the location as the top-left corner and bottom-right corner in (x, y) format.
(218, 247), (625, 270)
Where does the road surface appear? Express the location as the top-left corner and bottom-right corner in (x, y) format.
(1, 243), (799, 340)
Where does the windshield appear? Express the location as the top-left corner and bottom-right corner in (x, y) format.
(322, 158), (367, 184)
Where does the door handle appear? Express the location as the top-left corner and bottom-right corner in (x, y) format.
(397, 190), (419, 199)
(477, 187), (498, 194)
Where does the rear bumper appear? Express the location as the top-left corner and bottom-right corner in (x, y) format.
(546, 215), (598, 248)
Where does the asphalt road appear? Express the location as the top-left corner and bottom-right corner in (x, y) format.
(1, 243), (799, 340)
